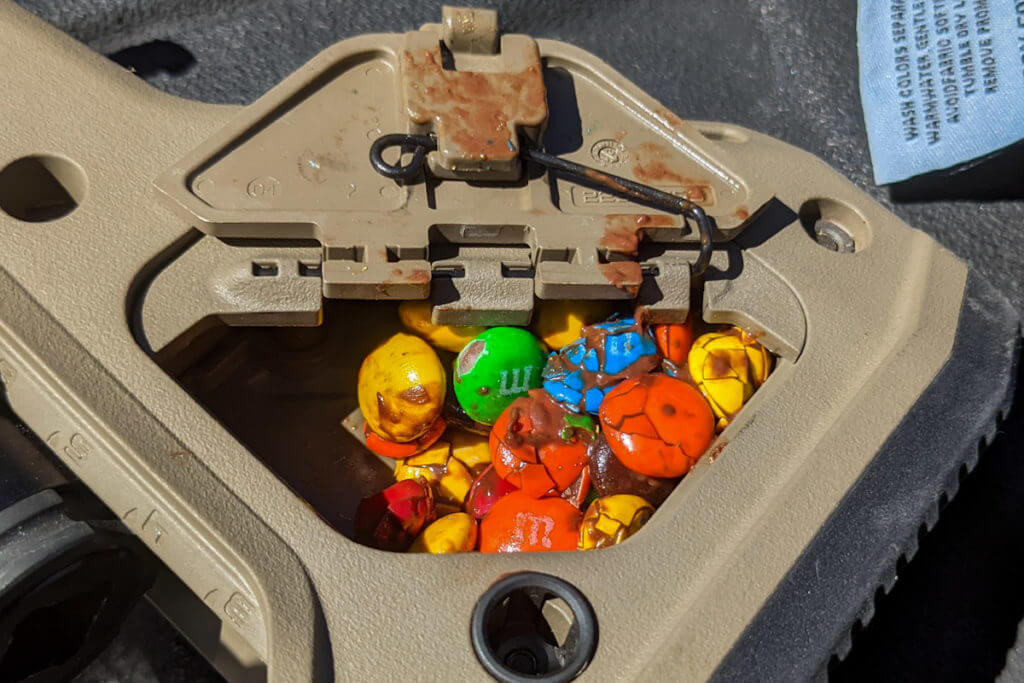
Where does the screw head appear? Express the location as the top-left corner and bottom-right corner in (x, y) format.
(814, 219), (855, 253)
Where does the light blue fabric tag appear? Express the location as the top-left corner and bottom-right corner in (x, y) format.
(857, 0), (1024, 184)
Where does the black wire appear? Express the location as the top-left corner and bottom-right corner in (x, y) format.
(369, 133), (714, 277)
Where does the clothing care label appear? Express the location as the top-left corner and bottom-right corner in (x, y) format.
(858, 0), (1024, 184)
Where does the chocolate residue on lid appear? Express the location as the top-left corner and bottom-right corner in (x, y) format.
(599, 214), (675, 256)
(599, 262), (643, 296)
(706, 438), (729, 462)
(630, 142), (713, 206)
(401, 43), (547, 163)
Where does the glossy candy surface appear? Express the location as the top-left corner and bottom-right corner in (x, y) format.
(588, 433), (677, 506)
(560, 466), (592, 508)
(653, 318), (694, 366)
(364, 417), (446, 459)
(542, 318), (660, 414)
(599, 374), (715, 478)
(442, 384), (490, 435)
(480, 492), (582, 553)
(398, 300), (486, 353)
(354, 479), (435, 552)
(408, 513), (478, 553)
(449, 430), (492, 476)
(465, 465), (518, 520)
(454, 327), (547, 424)
(578, 494), (654, 550)
(688, 328), (772, 429)
(490, 391), (592, 497)
(358, 333), (446, 442)
(393, 441), (474, 509)
(532, 300), (615, 350)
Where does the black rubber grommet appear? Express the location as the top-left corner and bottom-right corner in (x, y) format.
(471, 572), (598, 683)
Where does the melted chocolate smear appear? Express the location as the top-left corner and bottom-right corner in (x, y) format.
(400, 384), (430, 405)
(555, 320), (662, 398)
(377, 391), (402, 425)
(708, 352), (736, 379)
(501, 390), (595, 453)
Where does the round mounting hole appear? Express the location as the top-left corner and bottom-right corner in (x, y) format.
(471, 573), (598, 683)
(798, 197), (870, 253)
(0, 155), (87, 222)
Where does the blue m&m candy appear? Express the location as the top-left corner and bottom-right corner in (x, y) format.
(542, 318), (660, 414)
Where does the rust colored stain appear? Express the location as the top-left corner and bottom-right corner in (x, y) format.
(599, 214), (675, 255)
(734, 207), (750, 221)
(599, 262), (643, 296)
(402, 45), (547, 163)
(631, 143), (713, 206)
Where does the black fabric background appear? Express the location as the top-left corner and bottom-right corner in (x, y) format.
(11, 1), (1024, 680)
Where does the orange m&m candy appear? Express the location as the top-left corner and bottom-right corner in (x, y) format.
(653, 318), (694, 366)
(480, 492), (582, 553)
(364, 417), (447, 459)
(489, 391), (591, 498)
(598, 374), (714, 478)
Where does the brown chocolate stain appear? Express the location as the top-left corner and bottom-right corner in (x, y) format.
(657, 107), (687, 132)
(631, 143), (713, 206)
(377, 391), (401, 425)
(399, 385), (430, 405)
(706, 438), (729, 462)
(582, 166), (634, 196)
(599, 214), (676, 255)
(599, 262), (643, 296)
(408, 269), (431, 284)
(402, 44), (547, 162)
(734, 207), (750, 221)
(707, 352), (735, 379)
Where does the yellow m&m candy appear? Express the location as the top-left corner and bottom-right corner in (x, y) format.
(409, 513), (478, 553)
(687, 328), (771, 430)
(358, 332), (446, 442)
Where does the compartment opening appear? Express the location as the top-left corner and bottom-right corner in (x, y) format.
(150, 296), (777, 552)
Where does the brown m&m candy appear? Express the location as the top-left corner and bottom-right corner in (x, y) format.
(587, 433), (677, 507)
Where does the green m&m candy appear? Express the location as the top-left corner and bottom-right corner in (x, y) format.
(453, 327), (547, 424)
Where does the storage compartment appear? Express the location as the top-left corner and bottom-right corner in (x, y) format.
(151, 298), (776, 554)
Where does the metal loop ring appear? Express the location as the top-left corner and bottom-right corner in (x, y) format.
(368, 133), (437, 181)
(683, 202), (714, 278)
